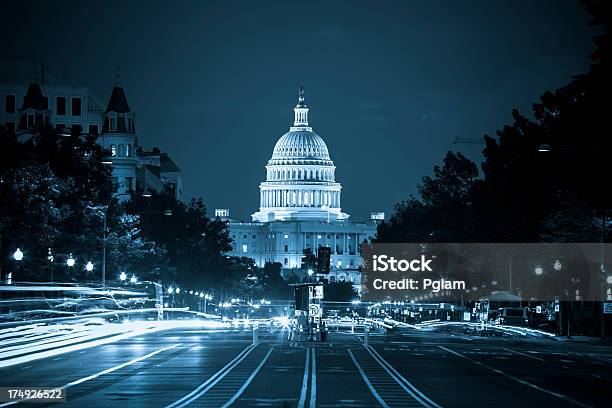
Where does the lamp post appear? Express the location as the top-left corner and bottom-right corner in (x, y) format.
(86, 261), (94, 273)
(47, 248), (54, 282)
(119, 271), (127, 283)
(203, 293), (212, 314)
(13, 248), (23, 283)
(67, 253), (75, 275)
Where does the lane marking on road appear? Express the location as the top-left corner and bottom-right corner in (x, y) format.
(298, 348), (311, 408)
(220, 347), (273, 408)
(438, 346), (595, 408)
(0, 343), (182, 407)
(367, 346), (443, 408)
(165, 344), (256, 408)
(310, 348), (316, 408)
(347, 349), (390, 408)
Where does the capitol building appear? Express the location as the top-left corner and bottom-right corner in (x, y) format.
(222, 87), (381, 284)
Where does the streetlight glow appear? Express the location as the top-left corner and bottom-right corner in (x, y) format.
(119, 271), (127, 281)
(130, 274), (137, 284)
(13, 248), (23, 261)
(167, 286), (174, 294)
(535, 266), (543, 276)
(67, 254), (75, 267)
(85, 261), (94, 272)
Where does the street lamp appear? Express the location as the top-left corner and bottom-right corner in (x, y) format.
(167, 286), (174, 294)
(85, 261), (94, 272)
(119, 271), (127, 282)
(202, 293), (212, 313)
(130, 274), (137, 284)
(13, 248), (23, 261)
(66, 253), (75, 274)
(535, 266), (543, 276)
(12, 248), (23, 283)
(47, 248), (54, 282)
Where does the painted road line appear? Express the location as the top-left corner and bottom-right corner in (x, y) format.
(503, 347), (546, 362)
(310, 348), (316, 408)
(438, 345), (595, 408)
(367, 346), (443, 408)
(165, 344), (257, 408)
(0, 343), (182, 407)
(220, 347), (273, 408)
(298, 348), (311, 408)
(348, 349), (390, 408)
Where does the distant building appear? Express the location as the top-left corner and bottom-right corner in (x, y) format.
(222, 87), (380, 286)
(0, 65), (182, 202)
(0, 82), (104, 136)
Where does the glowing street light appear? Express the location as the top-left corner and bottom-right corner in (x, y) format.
(307, 269), (314, 276)
(175, 287), (180, 294)
(553, 260), (562, 271)
(199, 292), (204, 298)
(130, 274), (137, 284)
(189, 290), (193, 295)
(85, 261), (94, 272)
(167, 286), (174, 294)
(13, 248), (23, 261)
(119, 271), (127, 281)
(535, 266), (543, 276)
(67, 253), (75, 267)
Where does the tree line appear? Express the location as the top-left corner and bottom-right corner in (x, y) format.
(376, 0), (612, 245)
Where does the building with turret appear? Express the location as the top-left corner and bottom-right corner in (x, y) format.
(0, 65), (182, 202)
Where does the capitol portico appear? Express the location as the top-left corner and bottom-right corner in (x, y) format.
(222, 87), (380, 284)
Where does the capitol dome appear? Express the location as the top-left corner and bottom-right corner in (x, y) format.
(269, 131), (332, 164)
(252, 87), (349, 223)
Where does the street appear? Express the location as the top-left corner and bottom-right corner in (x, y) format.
(1, 325), (611, 407)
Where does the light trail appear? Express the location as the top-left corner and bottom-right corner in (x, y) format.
(0, 320), (228, 368)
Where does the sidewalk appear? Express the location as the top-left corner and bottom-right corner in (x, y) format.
(552, 335), (612, 343)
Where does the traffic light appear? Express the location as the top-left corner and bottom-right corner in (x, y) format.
(301, 248), (316, 271)
(317, 246), (331, 274)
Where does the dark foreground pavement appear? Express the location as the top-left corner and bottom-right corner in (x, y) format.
(1, 325), (611, 407)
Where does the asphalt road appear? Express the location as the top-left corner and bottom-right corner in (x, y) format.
(1, 325), (611, 407)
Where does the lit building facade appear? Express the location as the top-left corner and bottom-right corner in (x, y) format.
(0, 66), (182, 202)
(223, 88), (380, 284)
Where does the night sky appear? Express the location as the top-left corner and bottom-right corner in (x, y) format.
(2, 0), (596, 221)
